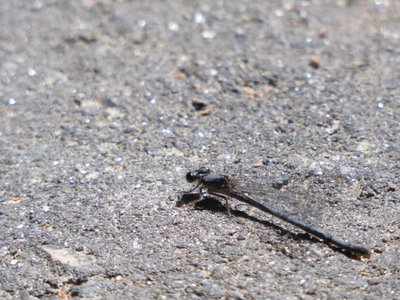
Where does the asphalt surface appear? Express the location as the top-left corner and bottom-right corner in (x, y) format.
(1, 0), (399, 299)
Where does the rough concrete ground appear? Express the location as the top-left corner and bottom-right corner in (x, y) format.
(1, 0), (399, 299)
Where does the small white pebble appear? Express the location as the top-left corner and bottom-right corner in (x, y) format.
(202, 30), (216, 40)
(138, 20), (146, 28)
(168, 22), (179, 32)
(28, 69), (37, 76)
(194, 12), (206, 25)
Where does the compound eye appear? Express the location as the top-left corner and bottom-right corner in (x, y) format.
(186, 172), (196, 183)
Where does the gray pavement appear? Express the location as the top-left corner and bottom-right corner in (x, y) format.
(1, 0), (399, 299)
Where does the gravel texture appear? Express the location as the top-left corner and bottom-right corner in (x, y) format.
(1, 0), (399, 299)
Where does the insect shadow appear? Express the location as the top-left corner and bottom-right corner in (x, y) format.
(178, 193), (366, 260)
